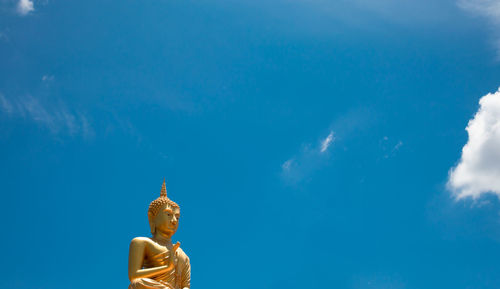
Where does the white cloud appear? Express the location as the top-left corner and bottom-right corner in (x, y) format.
(17, 0), (34, 16)
(394, 140), (403, 150)
(280, 108), (372, 185)
(388, 140), (403, 157)
(0, 31), (8, 42)
(282, 159), (293, 171)
(352, 273), (406, 289)
(0, 94), (93, 138)
(448, 87), (500, 199)
(0, 93), (14, 114)
(459, 0), (500, 20)
(42, 75), (55, 82)
(458, 0), (500, 58)
(379, 137), (403, 159)
(320, 131), (335, 153)
(281, 131), (335, 184)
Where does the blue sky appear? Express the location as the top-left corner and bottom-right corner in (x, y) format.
(2, 0), (500, 288)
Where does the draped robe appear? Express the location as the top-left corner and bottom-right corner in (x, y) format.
(129, 247), (190, 289)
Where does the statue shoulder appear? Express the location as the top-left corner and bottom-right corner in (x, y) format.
(130, 236), (155, 247)
(176, 247), (190, 262)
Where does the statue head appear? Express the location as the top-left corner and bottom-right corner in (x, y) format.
(148, 180), (181, 237)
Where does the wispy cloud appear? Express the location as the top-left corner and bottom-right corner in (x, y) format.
(0, 93), (93, 138)
(458, 0), (500, 58)
(459, 0), (500, 22)
(0, 30), (8, 42)
(352, 272), (406, 289)
(281, 130), (335, 184)
(280, 109), (372, 185)
(0, 93), (14, 114)
(320, 131), (335, 153)
(17, 0), (34, 16)
(380, 136), (403, 159)
(393, 140), (403, 151)
(42, 75), (55, 82)
(448, 87), (500, 199)
(352, 272), (407, 289)
(281, 159), (293, 171)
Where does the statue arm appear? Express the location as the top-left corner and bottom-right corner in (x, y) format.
(180, 256), (191, 289)
(128, 238), (179, 281)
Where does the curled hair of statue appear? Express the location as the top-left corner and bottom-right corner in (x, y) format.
(148, 179), (180, 222)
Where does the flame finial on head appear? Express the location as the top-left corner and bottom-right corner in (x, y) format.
(161, 178), (167, 197)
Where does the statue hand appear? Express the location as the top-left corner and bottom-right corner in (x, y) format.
(165, 242), (180, 263)
(152, 242), (181, 266)
(172, 242), (180, 253)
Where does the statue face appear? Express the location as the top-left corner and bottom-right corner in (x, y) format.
(153, 204), (180, 238)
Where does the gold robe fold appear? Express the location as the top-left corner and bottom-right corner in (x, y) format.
(129, 248), (190, 289)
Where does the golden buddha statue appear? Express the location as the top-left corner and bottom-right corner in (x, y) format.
(128, 180), (191, 289)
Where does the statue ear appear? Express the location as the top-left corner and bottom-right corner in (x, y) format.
(148, 212), (156, 235)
